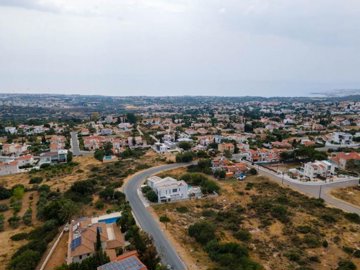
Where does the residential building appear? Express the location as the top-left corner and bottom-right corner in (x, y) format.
(331, 152), (360, 169)
(68, 213), (124, 264)
(147, 176), (188, 203)
(97, 251), (148, 270)
(39, 149), (68, 166)
(303, 160), (336, 180)
(218, 143), (235, 153)
(0, 160), (19, 176)
(331, 132), (353, 145)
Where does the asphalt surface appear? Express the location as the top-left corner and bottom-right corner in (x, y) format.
(70, 131), (81, 156)
(124, 163), (190, 270)
(253, 164), (360, 215)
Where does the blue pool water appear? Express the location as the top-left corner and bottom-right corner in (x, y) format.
(98, 217), (120, 224)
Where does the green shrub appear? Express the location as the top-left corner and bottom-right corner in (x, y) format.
(321, 214), (336, 223)
(159, 215), (170, 223)
(303, 234), (321, 248)
(176, 206), (188, 213)
(205, 241), (261, 269)
(296, 226), (312, 234)
(145, 190), (158, 202)
(337, 260), (356, 270)
(0, 186), (12, 200)
(344, 213), (360, 224)
(8, 215), (21, 228)
(0, 203), (9, 212)
(201, 209), (216, 217)
(29, 177), (43, 184)
(0, 214), (4, 231)
(11, 233), (28, 241)
(95, 201), (104, 210)
(234, 229), (251, 242)
(188, 221), (216, 245)
(22, 208), (33, 226)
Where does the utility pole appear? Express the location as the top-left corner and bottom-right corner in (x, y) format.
(282, 172), (284, 185)
(318, 184), (322, 199)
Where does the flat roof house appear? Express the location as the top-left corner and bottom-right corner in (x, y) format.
(147, 176), (188, 203)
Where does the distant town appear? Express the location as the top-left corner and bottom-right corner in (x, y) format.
(0, 94), (359, 270)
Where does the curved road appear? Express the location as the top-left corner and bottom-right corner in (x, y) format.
(124, 163), (190, 270)
(253, 164), (360, 215)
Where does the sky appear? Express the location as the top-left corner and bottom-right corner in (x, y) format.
(0, 0), (360, 97)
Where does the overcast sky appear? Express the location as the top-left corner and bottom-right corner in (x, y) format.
(0, 0), (360, 97)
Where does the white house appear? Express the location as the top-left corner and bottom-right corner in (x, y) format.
(147, 176), (188, 203)
(331, 132), (353, 145)
(0, 161), (19, 176)
(303, 160), (335, 180)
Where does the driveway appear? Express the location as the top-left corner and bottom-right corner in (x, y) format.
(123, 163), (190, 270)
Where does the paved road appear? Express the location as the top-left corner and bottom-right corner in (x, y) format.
(252, 164), (360, 215)
(124, 163), (190, 270)
(70, 131), (81, 156)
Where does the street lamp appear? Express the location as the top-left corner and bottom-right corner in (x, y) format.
(318, 184), (322, 199)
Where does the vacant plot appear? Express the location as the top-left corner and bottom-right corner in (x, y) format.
(153, 173), (360, 270)
(331, 186), (360, 208)
(0, 191), (40, 269)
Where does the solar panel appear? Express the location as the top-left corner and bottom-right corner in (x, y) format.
(99, 256), (145, 270)
(71, 236), (81, 251)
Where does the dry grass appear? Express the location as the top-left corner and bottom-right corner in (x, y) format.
(152, 171), (360, 270)
(331, 186), (360, 208)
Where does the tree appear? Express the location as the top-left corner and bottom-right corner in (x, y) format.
(159, 215), (170, 229)
(95, 227), (101, 251)
(67, 151), (73, 163)
(103, 142), (113, 156)
(178, 141), (192, 151)
(146, 190), (158, 203)
(94, 149), (105, 161)
(249, 168), (257, 175)
(126, 113), (137, 124)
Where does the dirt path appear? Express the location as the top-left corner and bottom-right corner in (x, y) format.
(43, 232), (68, 270)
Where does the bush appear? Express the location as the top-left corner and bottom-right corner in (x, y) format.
(337, 260), (356, 270)
(296, 226), (312, 234)
(0, 204), (9, 212)
(95, 201), (104, 210)
(0, 186), (12, 200)
(234, 229), (251, 241)
(9, 249), (42, 270)
(321, 214), (337, 223)
(22, 208), (33, 226)
(249, 168), (258, 175)
(159, 215), (170, 223)
(178, 141), (192, 151)
(205, 241), (261, 269)
(181, 173), (220, 194)
(8, 215), (21, 228)
(0, 214), (4, 231)
(29, 177), (43, 184)
(11, 233), (29, 241)
(176, 151), (194, 163)
(344, 213), (360, 224)
(303, 234), (321, 248)
(270, 205), (290, 223)
(176, 206), (188, 213)
(188, 221), (216, 245)
(145, 190), (158, 203)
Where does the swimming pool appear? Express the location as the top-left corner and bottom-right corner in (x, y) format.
(98, 217), (120, 224)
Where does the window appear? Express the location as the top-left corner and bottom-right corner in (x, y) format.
(172, 188), (177, 192)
